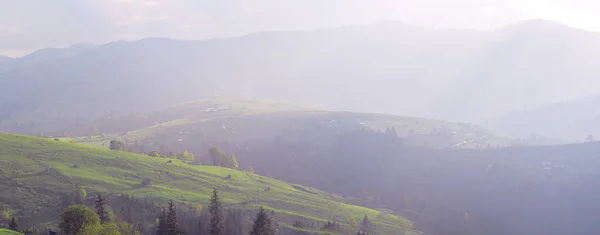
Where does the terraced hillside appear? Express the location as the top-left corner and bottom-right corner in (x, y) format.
(0, 133), (418, 234)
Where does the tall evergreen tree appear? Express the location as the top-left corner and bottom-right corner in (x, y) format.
(8, 216), (19, 232)
(95, 193), (110, 224)
(208, 189), (225, 235)
(361, 214), (372, 233)
(166, 200), (179, 235)
(249, 207), (274, 235)
(157, 209), (169, 235)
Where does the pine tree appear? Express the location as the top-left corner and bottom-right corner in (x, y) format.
(208, 189), (225, 235)
(8, 216), (19, 231)
(361, 214), (372, 233)
(157, 209), (169, 235)
(95, 193), (110, 224)
(166, 200), (179, 235)
(248, 207), (274, 235)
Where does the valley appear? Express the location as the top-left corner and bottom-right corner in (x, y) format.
(2, 13), (600, 235)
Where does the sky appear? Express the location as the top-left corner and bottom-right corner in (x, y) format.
(1, 0), (598, 57)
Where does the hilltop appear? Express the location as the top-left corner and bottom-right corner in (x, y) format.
(63, 97), (510, 151)
(3, 20), (600, 135)
(0, 132), (417, 234)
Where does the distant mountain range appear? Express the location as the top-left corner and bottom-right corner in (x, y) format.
(0, 55), (13, 63)
(485, 94), (600, 141)
(2, 19), (600, 135)
(0, 43), (95, 73)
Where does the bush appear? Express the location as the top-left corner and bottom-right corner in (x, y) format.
(148, 151), (161, 158)
(59, 205), (100, 235)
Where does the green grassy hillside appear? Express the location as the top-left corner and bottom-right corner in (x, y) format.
(132, 98), (509, 148)
(0, 132), (418, 234)
(0, 229), (21, 235)
(54, 97), (504, 153)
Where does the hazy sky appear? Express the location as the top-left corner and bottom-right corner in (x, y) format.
(1, 0), (597, 57)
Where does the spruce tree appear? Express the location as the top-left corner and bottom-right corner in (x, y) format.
(95, 193), (110, 224)
(208, 189), (225, 235)
(361, 214), (372, 233)
(157, 209), (169, 235)
(8, 216), (19, 232)
(248, 207), (274, 235)
(166, 200), (179, 235)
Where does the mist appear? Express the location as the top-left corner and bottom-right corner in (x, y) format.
(2, 1), (600, 235)
(2, 0), (590, 56)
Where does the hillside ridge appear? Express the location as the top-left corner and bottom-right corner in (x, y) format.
(0, 132), (417, 234)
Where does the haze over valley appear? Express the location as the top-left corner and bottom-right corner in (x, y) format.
(2, 1), (600, 235)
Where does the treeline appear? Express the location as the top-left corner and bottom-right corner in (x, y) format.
(6, 189), (275, 235)
(109, 141), (238, 169)
(5, 186), (375, 235)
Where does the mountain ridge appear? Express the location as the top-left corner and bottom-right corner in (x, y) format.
(484, 94), (600, 141)
(1, 19), (599, 135)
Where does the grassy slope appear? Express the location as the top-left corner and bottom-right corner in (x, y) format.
(0, 133), (417, 234)
(119, 98), (510, 150)
(59, 98), (510, 150)
(0, 229), (20, 235)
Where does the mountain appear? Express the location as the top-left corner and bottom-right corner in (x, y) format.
(2, 20), (600, 134)
(484, 94), (600, 141)
(0, 43), (95, 73)
(0, 56), (13, 64)
(0, 132), (418, 234)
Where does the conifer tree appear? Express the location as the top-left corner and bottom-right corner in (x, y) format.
(361, 214), (372, 233)
(157, 209), (169, 235)
(9, 216), (19, 232)
(95, 193), (110, 224)
(166, 200), (179, 235)
(248, 207), (274, 235)
(208, 189), (225, 235)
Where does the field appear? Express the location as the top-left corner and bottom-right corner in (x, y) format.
(0, 132), (418, 234)
(0, 229), (20, 235)
(119, 97), (511, 150)
(58, 98), (510, 151)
